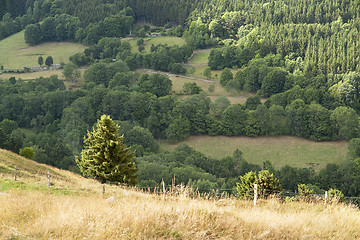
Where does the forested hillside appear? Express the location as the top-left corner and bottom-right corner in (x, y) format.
(2, 0), (360, 199)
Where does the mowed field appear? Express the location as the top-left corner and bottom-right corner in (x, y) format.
(0, 31), (86, 69)
(160, 136), (348, 170)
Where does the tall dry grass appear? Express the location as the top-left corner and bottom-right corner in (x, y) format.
(1, 185), (360, 239)
(1, 149), (359, 239)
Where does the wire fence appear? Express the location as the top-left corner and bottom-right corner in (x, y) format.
(136, 182), (360, 207)
(10, 166), (360, 206)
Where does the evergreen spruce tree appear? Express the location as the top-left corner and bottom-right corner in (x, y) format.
(76, 115), (138, 189)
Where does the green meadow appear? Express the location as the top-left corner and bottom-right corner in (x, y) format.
(126, 36), (186, 52)
(160, 135), (348, 170)
(0, 31), (86, 69)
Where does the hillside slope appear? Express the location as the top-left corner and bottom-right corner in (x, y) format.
(1, 149), (360, 239)
(0, 31), (86, 69)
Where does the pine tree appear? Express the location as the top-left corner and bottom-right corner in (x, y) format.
(76, 115), (138, 188)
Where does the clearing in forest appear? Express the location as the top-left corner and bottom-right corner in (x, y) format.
(0, 31), (86, 69)
(160, 135), (348, 169)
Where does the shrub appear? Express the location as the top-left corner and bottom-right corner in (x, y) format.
(328, 188), (345, 202)
(19, 147), (35, 160)
(236, 170), (281, 199)
(297, 184), (315, 202)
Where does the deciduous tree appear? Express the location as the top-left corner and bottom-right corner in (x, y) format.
(38, 56), (43, 67)
(45, 56), (53, 68)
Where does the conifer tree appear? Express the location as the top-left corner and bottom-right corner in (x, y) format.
(76, 115), (138, 188)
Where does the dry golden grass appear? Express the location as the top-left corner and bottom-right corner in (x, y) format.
(1, 149), (360, 239)
(1, 183), (360, 240)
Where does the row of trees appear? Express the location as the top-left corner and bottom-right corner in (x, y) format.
(37, 56), (53, 68)
(24, 11), (134, 46)
(0, 0), (52, 41)
(51, 0), (196, 26)
(0, 0), (28, 19)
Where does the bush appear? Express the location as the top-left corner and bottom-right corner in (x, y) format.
(208, 83), (215, 92)
(236, 170), (281, 199)
(169, 63), (186, 74)
(203, 67), (211, 79)
(297, 184), (315, 202)
(220, 68), (233, 86)
(19, 147), (35, 160)
(328, 188), (345, 202)
(183, 82), (202, 95)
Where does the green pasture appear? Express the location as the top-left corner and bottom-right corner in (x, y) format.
(126, 36), (186, 53)
(0, 68), (86, 90)
(0, 31), (86, 69)
(188, 50), (210, 65)
(169, 74), (255, 104)
(160, 136), (348, 170)
(185, 50), (209, 78)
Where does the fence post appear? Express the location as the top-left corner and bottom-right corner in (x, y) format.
(254, 184), (258, 206)
(103, 184), (105, 195)
(162, 179), (166, 200)
(48, 171), (50, 188)
(14, 166), (17, 181)
(324, 191), (328, 209)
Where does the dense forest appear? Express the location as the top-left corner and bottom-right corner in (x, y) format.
(2, 0), (360, 197)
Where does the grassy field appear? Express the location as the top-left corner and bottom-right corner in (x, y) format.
(170, 75), (253, 104)
(125, 36), (186, 53)
(1, 149), (360, 239)
(185, 49), (241, 81)
(0, 68), (86, 90)
(185, 50), (210, 78)
(160, 136), (348, 170)
(188, 50), (210, 65)
(0, 31), (86, 69)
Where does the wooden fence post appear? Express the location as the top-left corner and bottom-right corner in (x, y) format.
(48, 171), (50, 188)
(254, 184), (258, 206)
(103, 184), (105, 195)
(14, 166), (17, 181)
(324, 191), (328, 209)
(162, 179), (166, 201)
